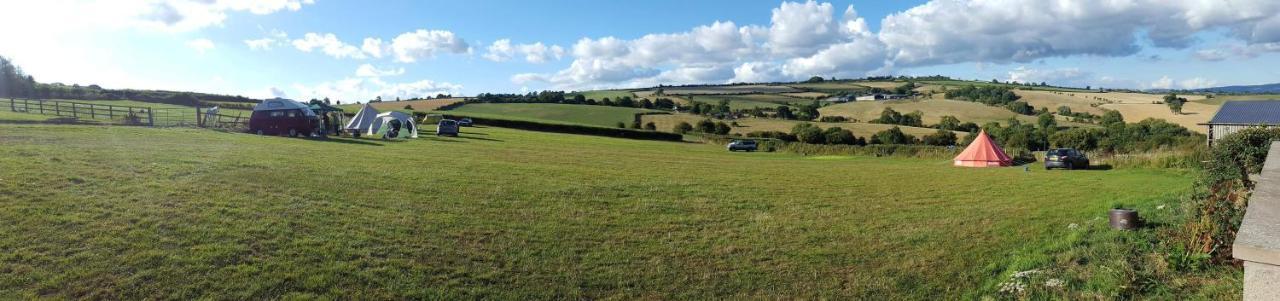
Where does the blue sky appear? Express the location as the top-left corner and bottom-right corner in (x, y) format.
(2, 0), (1280, 102)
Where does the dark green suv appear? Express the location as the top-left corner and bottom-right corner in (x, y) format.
(1045, 148), (1089, 170)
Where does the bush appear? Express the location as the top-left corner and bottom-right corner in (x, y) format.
(713, 121), (732, 135)
(644, 122), (656, 131)
(823, 127), (859, 145)
(674, 122), (693, 134)
(1182, 127), (1280, 262)
(616, 122), (626, 128)
(818, 116), (849, 123)
(921, 129), (957, 146)
(871, 126), (915, 145)
(442, 114), (683, 142)
(791, 123), (825, 144)
(745, 131), (796, 142)
(695, 119), (716, 133)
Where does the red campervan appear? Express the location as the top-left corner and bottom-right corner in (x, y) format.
(248, 98), (320, 137)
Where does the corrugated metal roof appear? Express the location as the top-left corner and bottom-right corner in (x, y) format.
(1208, 100), (1280, 124)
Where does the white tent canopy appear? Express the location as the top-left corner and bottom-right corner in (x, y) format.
(344, 103), (380, 132)
(368, 111), (418, 139)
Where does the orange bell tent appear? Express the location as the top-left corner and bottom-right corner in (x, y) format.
(954, 130), (1012, 167)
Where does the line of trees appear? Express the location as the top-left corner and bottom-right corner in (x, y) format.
(944, 85), (1036, 115)
(468, 92), (677, 111)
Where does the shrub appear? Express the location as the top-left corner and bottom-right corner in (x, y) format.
(441, 114), (682, 142)
(871, 126), (915, 145)
(1183, 127), (1280, 262)
(616, 122), (626, 128)
(695, 119), (716, 133)
(823, 127), (858, 145)
(921, 129), (958, 146)
(791, 123), (825, 144)
(713, 121), (732, 135)
(673, 122), (693, 134)
(745, 131), (796, 142)
(819, 116), (849, 123)
(644, 122), (656, 131)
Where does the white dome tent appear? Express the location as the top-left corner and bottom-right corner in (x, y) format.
(344, 103), (380, 137)
(368, 111), (418, 139)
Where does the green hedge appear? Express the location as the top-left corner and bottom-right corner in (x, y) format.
(442, 114), (683, 142)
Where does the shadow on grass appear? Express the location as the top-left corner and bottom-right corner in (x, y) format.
(418, 136), (465, 143)
(455, 135), (503, 142)
(1086, 164), (1113, 171)
(307, 137), (384, 146)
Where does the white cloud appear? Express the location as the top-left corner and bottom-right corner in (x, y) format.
(1150, 76), (1174, 89)
(243, 28), (288, 51)
(292, 33), (367, 59)
(361, 38), (385, 58)
(1179, 77), (1218, 89)
(293, 77), (463, 102)
(355, 64), (405, 77)
(390, 29), (471, 63)
(483, 39), (515, 62)
(730, 62), (784, 83)
(1005, 66), (1090, 86)
(186, 38), (215, 54)
(768, 1), (840, 56)
(1193, 49), (1229, 61)
(518, 43), (565, 63)
(1, 0), (316, 33)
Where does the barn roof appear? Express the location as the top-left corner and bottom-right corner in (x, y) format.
(1208, 100), (1280, 125)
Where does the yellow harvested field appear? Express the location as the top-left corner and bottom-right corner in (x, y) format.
(781, 92), (831, 99)
(361, 98), (464, 111)
(632, 91), (692, 104)
(1015, 90), (1108, 115)
(855, 81), (906, 89)
(1088, 92), (1208, 104)
(641, 114), (953, 138)
(658, 85), (799, 94)
(819, 99), (1037, 125)
(1099, 102), (1218, 133)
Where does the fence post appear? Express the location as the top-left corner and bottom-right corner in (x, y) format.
(8, 98), (13, 112)
(90, 104), (96, 119)
(71, 103), (78, 118)
(147, 109), (154, 126)
(108, 105), (114, 119)
(196, 106), (203, 127)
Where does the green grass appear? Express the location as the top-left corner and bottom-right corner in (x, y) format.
(1194, 94), (1280, 105)
(574, 90), (638, 101)
(688, 94), (812, 110)
(446, 103), (657, 128)
(0, 123), (1209, 299)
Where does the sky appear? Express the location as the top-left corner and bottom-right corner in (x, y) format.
(2, 0), (1280, 102)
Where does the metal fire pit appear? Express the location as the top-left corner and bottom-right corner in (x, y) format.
(1109, 209), (1139, 230)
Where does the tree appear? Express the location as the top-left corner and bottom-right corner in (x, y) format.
(373, 96), (383, 102)
(644, 122), (657, 131)
(1164, 93), (1187, 114)
(404, 105), (414, 110)
(1037, 112), (1058, 131)
(871, 127), (913, 145)
(921, 129), (958, 146)
(805, 76), (825, 83)
(776, 106), (795, 120)
(1056, 105), (1072, 116)
(616, 122), (626, 128)
(714, 121), (731, 135)
(791, 123), (825, 144)
(573, 94), (587, 104)
(823, 127), (857, 145)
(674, 122), (694, 134)
(696, 119), (716, 133)
(936, 115), (962, 131)
(1100, 110), (1125, 126)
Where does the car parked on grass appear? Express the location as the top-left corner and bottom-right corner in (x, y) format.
(437, 119), (459, 137)
(458, 118), (474, 127)
(1045, 148), (1089, 170)
(727, 139), (758, 152)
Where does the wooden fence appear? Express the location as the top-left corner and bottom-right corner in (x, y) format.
(5, 98), (249, 128)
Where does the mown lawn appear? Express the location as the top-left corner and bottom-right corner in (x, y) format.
(446, 103), (657, 128)
(0, 124), (1197, 299)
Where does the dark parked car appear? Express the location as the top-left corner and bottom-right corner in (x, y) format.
(249, 98), (320, 137)
(458, 118), (474, 127)
(1045, 148), (1089, 170)
(437, 119), (460, 137)
(727, 139), (759, 152)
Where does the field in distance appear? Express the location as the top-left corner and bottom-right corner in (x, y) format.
(0, 124), (1196, 299)
(445, 103), (658, 128)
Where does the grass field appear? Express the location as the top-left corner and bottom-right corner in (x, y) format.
(688, 94), (812, 110)
(818, 98), (1046, 126)
(1194, 94), (1280, 105)
(641, 114), (953, 138)
(1015, 90), (1109, 115)
(648, 85), (800, 95)
(336, 98), (464, 113)
(446, 103), (658, 128)
(575, 90), (638, 101)
(0, 123), (1199, 299)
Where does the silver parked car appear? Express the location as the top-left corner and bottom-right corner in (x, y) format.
(727, 139), (758, 152)
(437, 119), (460, 137)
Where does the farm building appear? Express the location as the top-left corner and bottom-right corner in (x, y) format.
(855, 94), (909, 101)
(1202, 100), (1280, 146)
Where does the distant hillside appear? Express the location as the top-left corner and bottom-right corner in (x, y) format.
(1193, 83), (1280, 94)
